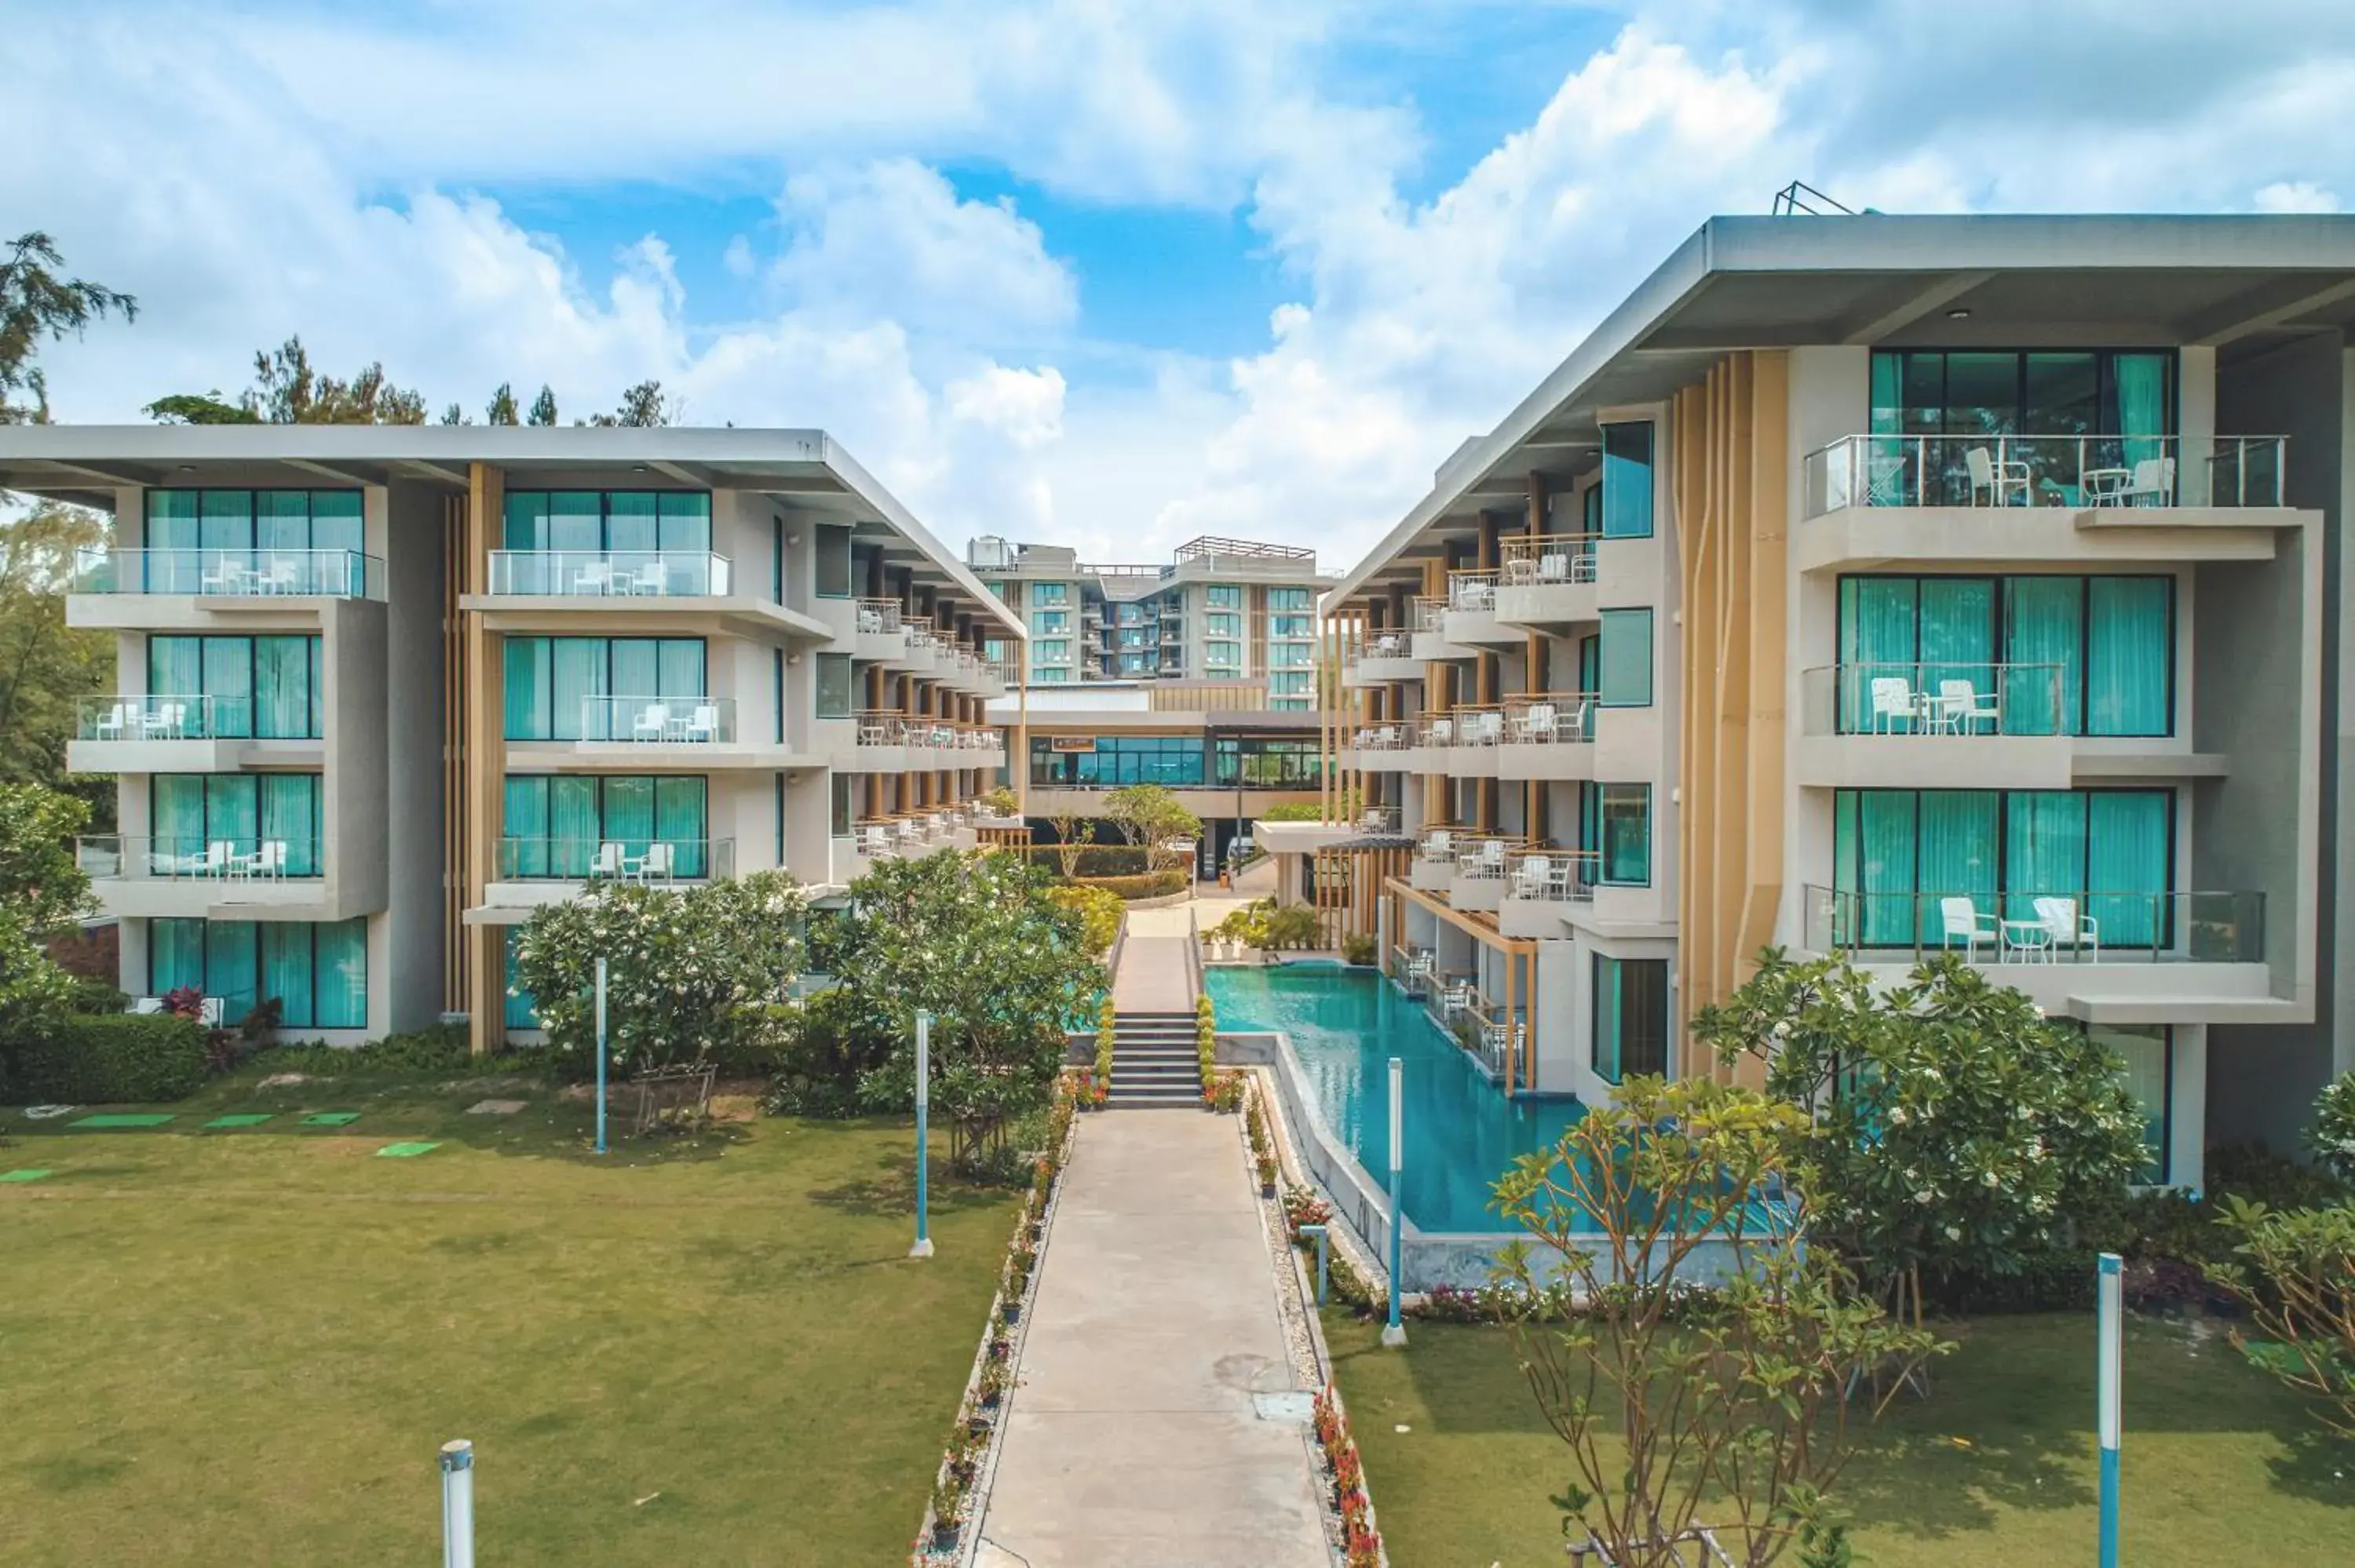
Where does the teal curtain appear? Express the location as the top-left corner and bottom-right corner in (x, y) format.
(608, 638), (659, 706)
(655, 777), (708, 876)
(606, 492), (659, 554)
(549, 492), (603, 553)
(1869, 352), (1904, 435)
(1600, 785), (1649, 884)
(550, 637), (604, 742)
(254, 636), (314, 738)
(314, 918), (367, 1028)
(657, 638), (705, 698)
(502, 492), (549, 552)
(2087, 578), (2170, 735)
(503, 636), (551, 740)
(1577, 635), (1599, 698)
(309, 491), (363, 557)
(1919, 578), (1995, 716)
(147, 490), (201, 592)
(659, 492), (711, 552)
(203, 636), (254, 738)
(503, 777), (549, 877)
(1838, 578), (1918, 731)
(1581, 483), (1603, 538)
(550, 776), (599, 876)
(1598, 609), (1653, 707)
(256, 491), (310, 554)
(148, 635), (203, 712)
(1593, 956), (1625, 1082)
(200, 775), (257, 859)
(1916, 792), (1999, 944)
(2003, 578), (2081, 735)
(1857, 790), (1918, 945)
(151, 775), (206, 863)
(206, 921), (258, 1021)
(1578, 781), (1601, 859)
(261, 922), (314, 1026)
(260, 775), (320, 875)
(503, 928), (539, 1030)
(604, 776), (655, 867)
(309, 638), (324, 738)
(2004, 793), (2086, 924)
(2087, 791), (2169, 948)
(149, 917), (206, 995)
(199, 490), (254, 554)
(1600, 423), (1654, 538)
(2113, 354), (2171, 478)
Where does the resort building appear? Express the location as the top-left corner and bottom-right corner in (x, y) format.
(0, 427), (1021, 1053)
(967, 534), (1329, 707)
(1309, 212), (2353, 1190)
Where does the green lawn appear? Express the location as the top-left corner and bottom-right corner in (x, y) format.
(1326, 1310), (2353, 1567)
(2, 1067), (1013, 1566)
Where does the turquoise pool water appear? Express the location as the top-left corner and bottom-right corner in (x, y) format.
(1205, 963), (1584, 1233)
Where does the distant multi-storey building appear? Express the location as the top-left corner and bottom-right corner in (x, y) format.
(0, 427), (1021, 1053)
(1301, 212), (2354, 1191)
(966, 535), (1329, 709)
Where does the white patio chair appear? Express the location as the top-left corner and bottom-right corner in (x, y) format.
(1562, 702), (1590, 742)
(571, 560), (617, 596)
(1939, 896), (1997, 959)
(2033, 896), (2100, 961)
(629, 560), (672, 595)
(1440, 980), (1474, 1018)
(199, 997), (225, 1027)
(93, 702), (133, 741)
(202, 840), (233, 878)
(1467, 838), (1507, 876)
(1473, 711), (1504, 746)
(1965, 446), (2032, 506)
(1422, 830), (1453, 862)
(681, 705), (719, 743)
(200, 556), (250, 595)
(1536, 552), (1570, 582)
(1375, 724), (1401, 749)
(589, 841), (624, 878)
(249, 840), (288, 880)
(2116, 457), (2175, 508)
(1515, 703), (1557, 743)
(262, 556), (303, 594)
(148, 701), (189, 739)
(1869, 676), (1919, 735)
(1937, 679), (2002, 735)
(632, 702), (671, 742)
(1513, 855), (1552, 899)
(633, 842), (676, 883)
(1426, 718), (1454, 746)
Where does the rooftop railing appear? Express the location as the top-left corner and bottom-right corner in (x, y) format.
(1498, 535), (1599, 585)
(1802, 432), (2288, 517)
(78, 834), (322, 881)
(496, 837), (732, 882)
(1800, 884), (2265, 965)
(1798, 663), (2065, 737)
(73, 547), (384, 600)
(487, 550), (732, 596)
(1500, 692), (1597, 744)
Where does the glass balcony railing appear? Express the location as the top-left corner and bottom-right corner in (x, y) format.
(1800, 884), (2265, 965)
(78, 834), (323, 881)
(73, 548), (383, 599)
(486, 550), (732, 596)
(1799, 663), (2066, 737)
(1803, 433), (2288, 517)
(570, 696), (736, 744)
(78, 695), (257, 742)
(495, 837), (732, 882)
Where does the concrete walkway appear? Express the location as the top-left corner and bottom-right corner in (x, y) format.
(976, 1112), (1329, 1568)
(1111, 904), (1198, 1012)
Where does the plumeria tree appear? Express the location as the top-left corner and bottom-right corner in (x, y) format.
(510, 871), (807, 1072)
(1103, 782), (1201, 877)
(815, 849), (1102, 1161)
(0, 782), (95, 1052)
(1696, 950), (2149, 1322)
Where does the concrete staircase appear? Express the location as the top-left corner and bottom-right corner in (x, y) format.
(1108, 1011), (1203, 1108)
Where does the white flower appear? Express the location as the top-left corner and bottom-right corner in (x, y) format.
(1915, 1189), (1935, 1205)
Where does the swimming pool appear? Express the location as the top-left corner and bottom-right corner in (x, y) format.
(1204, 963), (1584, 1233)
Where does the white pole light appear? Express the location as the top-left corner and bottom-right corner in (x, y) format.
(440, 1439), (475, 1568)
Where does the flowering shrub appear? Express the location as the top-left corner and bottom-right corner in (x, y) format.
(1045, 882), (1123, 959)
(512, 871), (807, 1073)
(2312, 1072), (2355, 1186)
(1196, 994), (1217, 1095)
(1312, 1384), (1383, 1568)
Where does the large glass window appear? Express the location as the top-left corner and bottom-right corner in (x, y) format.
(1592, 955), (1670, 1081)
(1835, 574), (2173, 736)
(150, 917), (365, 1028)
(1205, 612), (1242, 638)
(814, 526), (853, 597)
(1031, 610), (1070, 634)
(1869, 350), (2176, 505)
(815, 653), (854, 719)
(1831, 788), (2173, 947)
(1269, 643), (1312, 668)
(1269, 587), (1312, 611)
(1598, 608), (1653, 707)
(148, 635), (322, 738)
(143, 490), (363, 593)
(1214, 737), (1324, 788)
(1271, 614), (1313, 638)
(502, 775), (710, 877)
(502, 490), (710, 553)
(1205, 640), (1242, 668)
(1031, 582), (1068, 606)
(1599, 783), (1650, 884)
(1600, 422), (1655, 539)
(1269, 671), (1313, 696)
(2090, 1023), (2172, 1184)
(151, 774), (322, 875)
(1206, 585), (1242, 609)
(502, 927), (539, 1030)
(502, 636), (706, 740)
(1030, 735), (1206, 787)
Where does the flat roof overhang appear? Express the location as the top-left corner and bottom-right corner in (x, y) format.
(1329, 212), (2355, 610)
(0, 425), (1025, 639)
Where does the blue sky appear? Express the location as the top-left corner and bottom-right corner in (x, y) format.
(13, 0), (2355, 567)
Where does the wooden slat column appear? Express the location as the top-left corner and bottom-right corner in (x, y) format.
(462, 463), (506, 1056)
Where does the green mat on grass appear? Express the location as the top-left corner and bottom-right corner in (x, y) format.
(204, 1114), (274, 1128)
(71, 1114), (175, 1129)
(299, 1112), (363, 1127)
(376, 1142), (441, 1158)
(0, 1168), (54, 1183)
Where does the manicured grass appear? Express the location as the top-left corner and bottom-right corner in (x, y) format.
(2, 1065), (1015, 1565)
(1326, 1310), (2353, 1567)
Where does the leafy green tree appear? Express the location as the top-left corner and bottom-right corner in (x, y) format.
(486, 382), (520, 425)
(0, 501), (114, 811)
(814, 850), (1101, 1159)
(142, 392), (259, 425)
(1494, 1076), (1949, 1566)
(0, 782), (97, 1069)
(581, 378), (676, 428)
(527, 385), (558, 425)
(510, 871), (807, 1072)
(238, 336), (428, 425)
(1104, 782), (1200, 876)
(439, 402), (469, 425)
(1, 232), (137, 425)
(1045, 882), (1123, 958)
(2206, 1197), (2354, 1439)
(2312, 1070), (2355, 1186)
(1696, 950), (2149, 1319)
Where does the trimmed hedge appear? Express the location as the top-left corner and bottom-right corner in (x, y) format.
(1079, 870), (1188, 901)
(9, 1013), (210, 1104)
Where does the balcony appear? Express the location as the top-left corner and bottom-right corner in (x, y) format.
(1448, 833), (1524, 912)
(1799, 884), (2281, 1024)
(1409, 826), (1466, 892)
(70, 549), (384, 620)
(1494, 536), (1598, 630)
(1342, 722), (1411, 774)
(1344, 629), (1418, 687)
(1500, 848), (1598, 938)
(486, 550), (732, 597)
(1798, 434), (2298, 571)
(1495, 693), (1596, 782)
(1403, 713), (1456, 775)
(495, 837), (733, 883)
(849, 714), (1006, 772)
(69, 695), (323, 773)
(1409, 597), (1473, 663)
(1796, 663), (2077, 787)
(1445, 706), (1505, 778)
(1441, 571), (1520, 649)
(78, 833), (331, 917)
(568, 696), (739, 746)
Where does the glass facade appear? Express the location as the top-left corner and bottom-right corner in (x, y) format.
(502, 636), (706, 739)
(1031, 610), (1070, 634)
(1837, 574), (2172, 735)
(151, 916), (367, 1029)
(1869, 350), (2175, 505)
(502, 490), (711, 552)
(1214, 737), (1324, 788)
(1600, 422), (1655, 539)
(141, 490), (366, 594)
(1598, 608), (1653, 707)
(151, 774), (323, 875)
(502, 775), (710, 877)
(1832, 787), (2174, 947)
(147, 635), (323, 738)
(1592, 955), (1670, 1081)
(1031, 735), (1203, 786)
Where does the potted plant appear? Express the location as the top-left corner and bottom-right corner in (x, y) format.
(977, 1358), (1010, 1410)
(929, 1472), (964, 1550)
(1257, 1151), (1280, 1199)
(999, 1297), (1023, 1329)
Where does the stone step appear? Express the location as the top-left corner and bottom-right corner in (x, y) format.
(1113, 1048), (1202, 1064)
(1107, 1090), (1206, 1107)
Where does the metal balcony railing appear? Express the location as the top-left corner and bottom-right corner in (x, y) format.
(856, 598), (904, 633)
(1411, 598), (1449, 633)
(1500, 692), (1597, 745)
(1802, 432), (2288, 517)
(1505, 848), (1599, 903)
(1498, 534), (1599, 585)
(78, 834), (323, 880)
(1447, 571), (1501, 612)
(496, 837), (732, 881)
(1799, 663), (2067, 737)
(73, 547), (383, 599)
(1451, 834), (1525, 880)
(1800, 884), (2265, 965)
(487, 550), (732, 596)
(1451, 706), (1506, 747)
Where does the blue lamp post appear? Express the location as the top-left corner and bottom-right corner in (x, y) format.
(2097, 1251), (2122, 1568)
(911, 1010), (935, 1260)
(1381, 1054), (1406, 1347)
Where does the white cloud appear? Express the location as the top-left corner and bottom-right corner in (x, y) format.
(2254, 181), (2342, 213)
